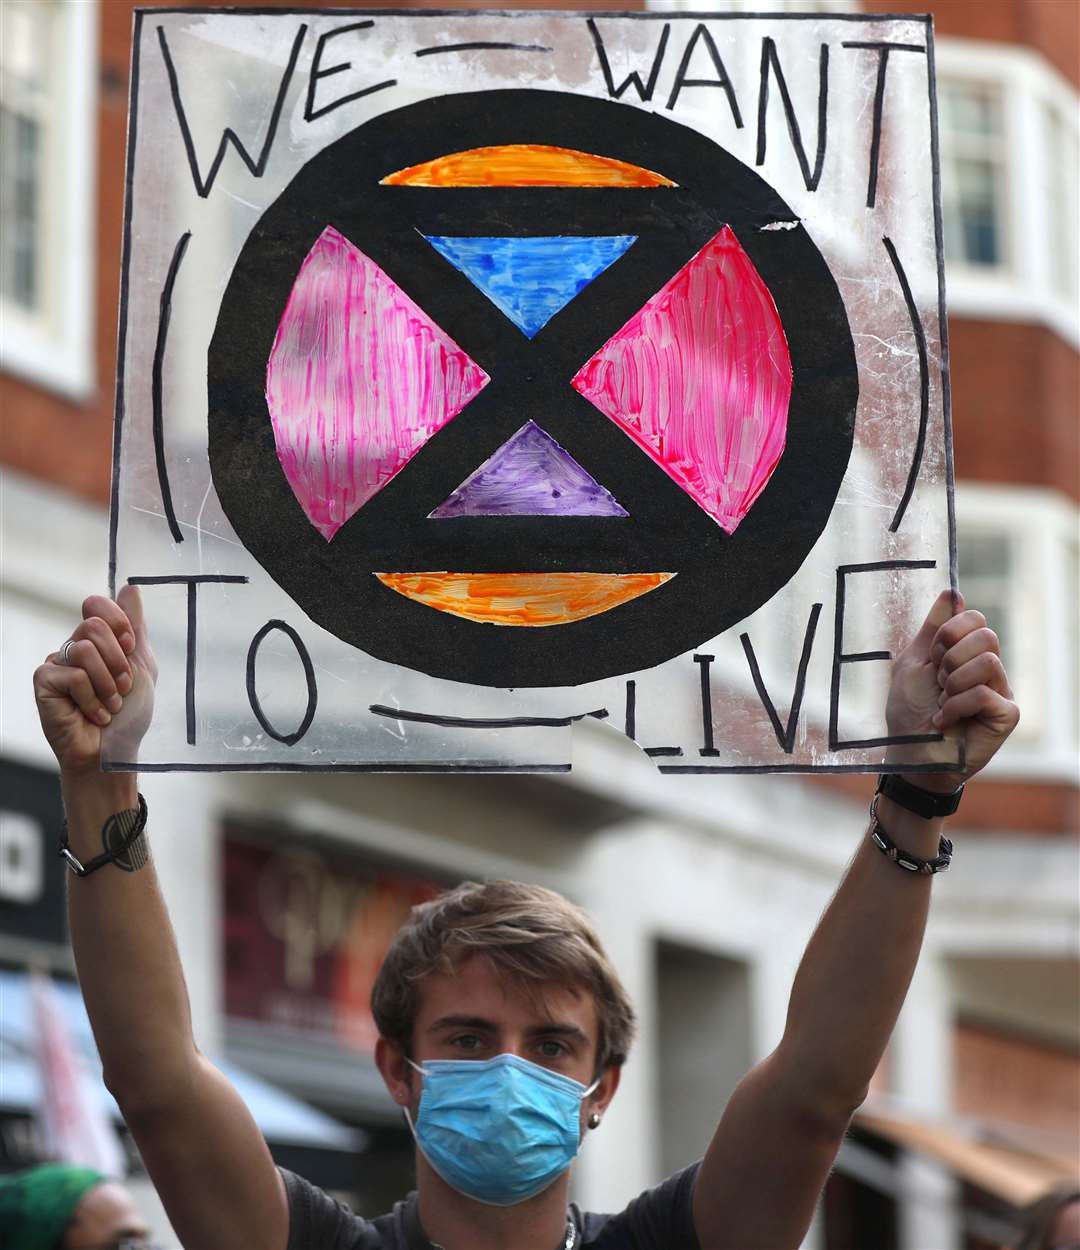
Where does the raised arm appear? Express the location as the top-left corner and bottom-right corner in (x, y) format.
(692, 591), (1019, 1250)
(34, 587), (289, 1250)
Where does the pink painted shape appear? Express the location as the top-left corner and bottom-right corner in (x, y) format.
(570, 226), (792, 533)
(266, 226), (490, 540)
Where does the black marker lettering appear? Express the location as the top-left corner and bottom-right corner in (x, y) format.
(127, 575), (248, 745)
(624, 680), (636, 740)
(587, 17), (670, 103)
(882, 236), (930, 531)
(306, 22), (397, 123)
(829, 561), (942, 751)
(694, 654), (720, 757)
(415, 42), (553, 58)
(740, 603), (821, 754)
(756, 38), (829, 192)
(841, 42), (927, 208)
(666, 23), (742, 124)
(151, 231), (191, 545)
(246, 620), (318, 746)
(369, 705), (607, 730)
(158, 23), (306, 198)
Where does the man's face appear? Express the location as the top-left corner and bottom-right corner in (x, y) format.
(63, 1181), (151, 1250)
(412, 953), (600, 1086)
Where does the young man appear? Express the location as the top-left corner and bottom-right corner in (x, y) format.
(34, 585), (1019, 1250)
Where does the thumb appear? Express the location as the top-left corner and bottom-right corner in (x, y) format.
(117, 582), (146, 644)
(909, 588), (964, 658)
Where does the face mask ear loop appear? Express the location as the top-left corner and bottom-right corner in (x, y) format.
(401, 1057), (425, 1138)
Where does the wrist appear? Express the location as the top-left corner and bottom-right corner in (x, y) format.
(903, 773), (964, 796)
(874, 794), (943, 859)
(61, 773), (140, 852)
(876, 771), (964, 816)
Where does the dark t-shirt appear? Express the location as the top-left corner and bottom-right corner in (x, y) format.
(282, 1165), (702, 1250)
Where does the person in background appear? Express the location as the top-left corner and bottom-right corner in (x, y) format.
(0, 1163), (153, 1250)
(1012, 1184), (1080, 1250)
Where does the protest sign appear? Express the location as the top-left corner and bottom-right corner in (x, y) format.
(107, 10), (957, 773)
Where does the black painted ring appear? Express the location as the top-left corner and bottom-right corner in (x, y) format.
(209, 90), (857, 688)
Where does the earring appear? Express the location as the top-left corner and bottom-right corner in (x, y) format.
(588, 1112), (602, 1130)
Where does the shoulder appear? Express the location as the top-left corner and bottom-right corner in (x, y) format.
(580, 1164), (702, 1250)
(281, 1168), (401, 1250)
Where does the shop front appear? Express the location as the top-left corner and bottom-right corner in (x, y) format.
(223, 821), (451, 1212)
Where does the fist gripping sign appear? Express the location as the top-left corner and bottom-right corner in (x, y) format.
(110, 11), (957, 772)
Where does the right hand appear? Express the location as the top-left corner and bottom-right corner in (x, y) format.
(34, 585), (157, 775)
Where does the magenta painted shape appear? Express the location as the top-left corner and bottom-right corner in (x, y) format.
(266, 225), (490, 540)
(570, 226), (792, 533)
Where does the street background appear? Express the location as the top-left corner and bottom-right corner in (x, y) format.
(1, 1), (1076, 1247)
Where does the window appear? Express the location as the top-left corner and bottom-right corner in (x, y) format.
(955, 485), (1079, 777)
(939, 83), (1007, 269)
(1046, 105), (1079, 305)
(956, 531), (1014, 668)
(936, 41), (1080, 349)
(0, 0), (97, 398)
(0, 3), (47, 311)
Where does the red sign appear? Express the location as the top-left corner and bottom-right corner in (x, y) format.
(224, 835), (443, 1051)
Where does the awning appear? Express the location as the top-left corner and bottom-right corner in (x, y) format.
(854, 1105), (1078, 1208)
(0, 968), (365, 1155)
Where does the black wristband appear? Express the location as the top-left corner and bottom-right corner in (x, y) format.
(59, 794), (149, 877)
(876, 772), (963, 820)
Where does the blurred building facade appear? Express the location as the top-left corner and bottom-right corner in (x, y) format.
(1, 2), (1076, 1247)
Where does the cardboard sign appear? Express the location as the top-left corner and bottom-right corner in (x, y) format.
(107, 10), (958, 774)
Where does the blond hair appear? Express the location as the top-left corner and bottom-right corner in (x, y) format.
(371, 880), (636, 1070)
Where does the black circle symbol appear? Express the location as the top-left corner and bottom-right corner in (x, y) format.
(209, 91), (857, 688)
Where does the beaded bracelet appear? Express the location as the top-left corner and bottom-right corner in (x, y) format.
(869, 797), (953, 875)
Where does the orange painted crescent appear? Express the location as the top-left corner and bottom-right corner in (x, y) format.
(375, 572), (675, 625)
(380, 144), (677, 188)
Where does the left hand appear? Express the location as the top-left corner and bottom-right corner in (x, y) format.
(886, 589), (1019, 793)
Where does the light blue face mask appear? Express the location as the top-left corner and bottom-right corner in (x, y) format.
(404, 1052), (600, 1206)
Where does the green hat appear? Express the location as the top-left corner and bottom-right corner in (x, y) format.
(0, 1164), (106, 1250)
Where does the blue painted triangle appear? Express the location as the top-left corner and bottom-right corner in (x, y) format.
(423, 235), (637, 338)
(429, 421), (628, 518)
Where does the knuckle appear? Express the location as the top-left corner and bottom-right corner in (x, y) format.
(82, 615), (108, 637)
(939, 622), (962, 648)
(69, 638), (96, 664)
(70, 669), (94, 698)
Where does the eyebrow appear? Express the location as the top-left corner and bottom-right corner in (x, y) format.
(427, 1014), (589, 1045)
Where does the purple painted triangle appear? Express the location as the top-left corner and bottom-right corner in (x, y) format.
(429, 421), (628, 518)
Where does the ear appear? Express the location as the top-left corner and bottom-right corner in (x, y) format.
(375, 1036), (414, 1107)
(590, 1063), (621, 1117)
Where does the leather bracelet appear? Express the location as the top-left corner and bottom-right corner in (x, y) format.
(58, 793), (149, 877)
(869, 797), (953, 874)
(876, 771), (963, 820)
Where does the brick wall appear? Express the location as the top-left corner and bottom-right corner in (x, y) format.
(3, 0), (1075, 507)
(862, 0), (1080, 89)
(950, 319), (1080, 502)
(954, 1022), (1080, 1147)
(0, 0), (643, 506)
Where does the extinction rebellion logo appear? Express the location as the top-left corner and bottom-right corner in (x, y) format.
(208, 91), (857, 689)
